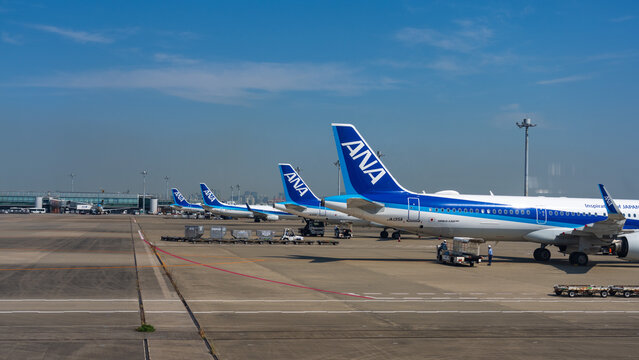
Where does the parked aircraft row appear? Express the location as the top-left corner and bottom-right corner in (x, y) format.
(171, 123), (639, 266)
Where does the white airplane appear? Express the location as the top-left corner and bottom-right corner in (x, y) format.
(274, 163), (385, 228)
(199, 183), (298, 221)
(324, 123), (639, 266)
(171, 188), (205, 214)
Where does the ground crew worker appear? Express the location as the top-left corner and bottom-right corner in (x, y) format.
(488, 245), (493, 266)
(334, 226), (340, 238)
(440, 239), (448, 251)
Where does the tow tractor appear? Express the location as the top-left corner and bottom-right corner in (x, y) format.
(281, 228), (304, 243)
(437, 237), (484, 267)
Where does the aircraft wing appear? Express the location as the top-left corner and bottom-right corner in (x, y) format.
(283, 203), (307, 212)
(245, 204), (269, 220)
(347, 197), (384, 214)
(570, 184), (627, 239)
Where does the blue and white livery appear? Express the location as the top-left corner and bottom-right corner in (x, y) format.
(171, 188), (205, 214)
(199, 182), (297, 221)
(324, 123), (639, 266)
(273, 163), (373, 225)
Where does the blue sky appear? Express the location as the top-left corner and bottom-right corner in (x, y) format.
(1, 1), (638, 200)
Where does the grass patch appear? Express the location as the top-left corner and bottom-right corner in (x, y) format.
(136, 323), (156, 332)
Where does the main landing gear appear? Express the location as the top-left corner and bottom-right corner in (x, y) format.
(569, 252), (589, 266)
(379, 229), (401, 240)
(533, 246), (551, 262)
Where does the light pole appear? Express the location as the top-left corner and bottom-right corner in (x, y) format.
(236, 184), (240, 203)
(69, 173), (75, 192)
(333, 160), (341, 195)
(516, 118), (536, 196)
(163, 176), (170, 200)
(141, 170), (148, 214)
(230, 186), (234, 203)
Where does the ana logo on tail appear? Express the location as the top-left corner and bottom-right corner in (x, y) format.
(283, 172), (309, 197)
(174, 190), (186, 203)
(341, 140), (387, 185)
(203, 189), (216, 203)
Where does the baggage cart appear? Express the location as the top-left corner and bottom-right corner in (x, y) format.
(609, 285), (639, 298)
(184, 225), (204, 240)
(553, 285), (611, 298)
(210, 226), (227, 240)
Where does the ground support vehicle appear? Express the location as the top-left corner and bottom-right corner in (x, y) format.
(554, 285), (612, 298)
(436, 237), (483, 267)
(299, 220), (325, 237)
(280, 228), (304, 244)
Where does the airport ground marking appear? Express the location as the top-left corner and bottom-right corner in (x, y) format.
(137, 230), (373, 300)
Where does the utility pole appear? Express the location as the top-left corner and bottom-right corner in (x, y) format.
(516, 118), (536, 196)
(69, 173), (75, 192)
(163, 176), (170, 200)
(140, 170), (148, 214)
(333, 160), (341, 195)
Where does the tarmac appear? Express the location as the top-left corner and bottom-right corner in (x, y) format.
(1, 214), (638, 359)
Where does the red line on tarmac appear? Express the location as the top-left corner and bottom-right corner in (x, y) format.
(137, 229), (372, 300)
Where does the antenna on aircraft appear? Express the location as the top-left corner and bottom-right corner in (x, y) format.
(516, 118), (536, 196)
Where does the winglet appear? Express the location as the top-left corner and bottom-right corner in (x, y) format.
(599, 184), (623, 216)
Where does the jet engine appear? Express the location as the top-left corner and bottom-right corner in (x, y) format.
(265, 214), (279, 221)
(616, 232), (639, 261)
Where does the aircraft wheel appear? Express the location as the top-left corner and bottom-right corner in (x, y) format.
(533, 248), (541, 261)
(575, 252), (588, 266)
(600, 290), (608, 298)
(391, 231), (400, 240)
(568, 252), (576, 265)
(380, 230), (389, 239)
(539, 248), (551, 262)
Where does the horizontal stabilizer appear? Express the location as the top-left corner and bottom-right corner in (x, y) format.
(347, 197), (384, 214)
(284, 203), (307, 212)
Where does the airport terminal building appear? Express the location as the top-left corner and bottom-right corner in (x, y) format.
(0, 191), (165, 213)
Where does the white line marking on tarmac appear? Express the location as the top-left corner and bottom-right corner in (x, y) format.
(188, 310), (639, 315)
(417, 293), (435, 295)
(141, 231), (172, 299)
(0, 299), (138, 302)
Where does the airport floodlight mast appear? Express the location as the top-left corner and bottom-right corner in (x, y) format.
(230, 186), (234, 203)
(333, 160), (341, 195)
(236, 184), (240, 202)
(516, 118), (536, 196)
(141, 170), (148, 214)
(164, 176), (170, 200)
(69, 173), (75, 192)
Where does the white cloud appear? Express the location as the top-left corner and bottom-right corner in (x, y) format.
(610, 15), (635, 23)
(154, 53), (199, 65)
(29, 24), (112, 43)
(1, 31), (20, 44)
(17, 62), (383, 104)
(536, 74), (591, 85)
(396, 22), (493, 52)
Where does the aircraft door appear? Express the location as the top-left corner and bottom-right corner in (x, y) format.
(536, 207), (547, 224)
(408, 197), (420, 222)
(318, 201), (326, 216)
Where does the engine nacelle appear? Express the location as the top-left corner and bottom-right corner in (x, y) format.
(265, 214), (279, 221)
(616, 233), (639, 261)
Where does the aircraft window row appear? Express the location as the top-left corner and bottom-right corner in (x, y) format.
(431, 207), (532, 216)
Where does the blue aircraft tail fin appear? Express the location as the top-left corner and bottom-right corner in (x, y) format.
(200, 183), (224, 206)
(332, 124), (404, 195)
(278, 164), (321, 205)
(171, 188), (190, 206)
